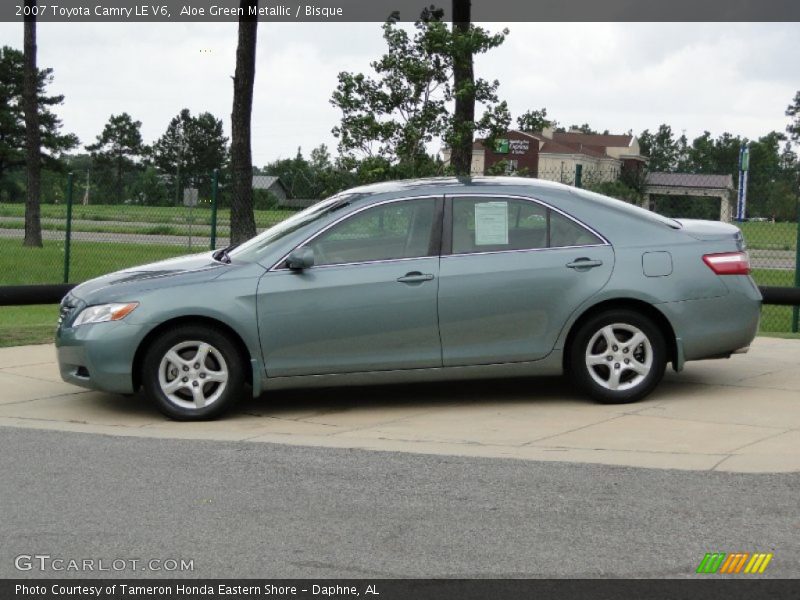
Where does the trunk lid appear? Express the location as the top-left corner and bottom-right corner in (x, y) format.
(675, 219), (745, 249)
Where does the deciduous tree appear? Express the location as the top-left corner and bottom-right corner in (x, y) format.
(151, 108), (228, 200)
(786, 90), (800, 143)
(85, 113), (144, 204)
(331, 7), (509, 179)
(638, 125), (680, 172)
(516, 108), (556, 133)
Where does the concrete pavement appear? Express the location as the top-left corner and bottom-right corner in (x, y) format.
(0, 337), (798, 473)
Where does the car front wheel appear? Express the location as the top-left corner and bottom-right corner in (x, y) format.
(569, 309), (667, 404)
(142, 324), (245, 420)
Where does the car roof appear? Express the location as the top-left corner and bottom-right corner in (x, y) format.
(345, 176), (572, 196)
(342, 176), (681, 234)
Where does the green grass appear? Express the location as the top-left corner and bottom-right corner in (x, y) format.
(0, 238), (195, 285)
(760, 305), (797, 333)
(739, 221), (798, 251)
(759, 331), (800, 339)
(0, 236), (209, 346)
(750, 268), (794, 286)
(748, 268), (798, 333)
(0, 304), (58, 347)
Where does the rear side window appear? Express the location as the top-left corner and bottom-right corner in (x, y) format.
(451, 197), (602, 255)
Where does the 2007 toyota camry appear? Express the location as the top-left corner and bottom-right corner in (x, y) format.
(56, 177), (761, 420)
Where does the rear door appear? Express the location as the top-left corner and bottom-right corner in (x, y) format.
(437, 194), (614, 366)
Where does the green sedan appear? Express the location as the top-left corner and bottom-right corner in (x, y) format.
(56, 177), (761, 420)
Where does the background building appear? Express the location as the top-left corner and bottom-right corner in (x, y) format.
(442, 128), (648, 184)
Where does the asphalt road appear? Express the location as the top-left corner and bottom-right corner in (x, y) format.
(1, 427), (797, 579)
(0, 227), (230, 248)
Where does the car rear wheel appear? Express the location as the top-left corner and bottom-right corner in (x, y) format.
(569, 309), (666, 404)
(142, 325), (245, 420)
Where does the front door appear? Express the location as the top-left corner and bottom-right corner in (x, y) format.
(257, 197), (443, 377)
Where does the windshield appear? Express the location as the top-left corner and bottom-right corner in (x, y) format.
(229, 193), (361, 261)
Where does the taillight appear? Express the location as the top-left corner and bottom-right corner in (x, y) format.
(702, 252), (750, 275)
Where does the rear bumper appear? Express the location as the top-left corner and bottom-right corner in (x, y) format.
(659, 279), (761, 362)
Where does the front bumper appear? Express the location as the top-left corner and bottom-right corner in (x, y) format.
(56, 318), (148, 394)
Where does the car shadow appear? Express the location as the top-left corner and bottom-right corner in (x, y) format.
(240, 375), (587, 417)
(87, 373), (690, 421)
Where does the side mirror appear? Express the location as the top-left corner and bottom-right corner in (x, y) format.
(286, 247), (314, 270)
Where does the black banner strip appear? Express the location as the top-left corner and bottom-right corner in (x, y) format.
(760, 285), (800, 306)
(0, 284), (76, 306)
(5, 579), (800, 600)
(2, 0), (800, 23)
(1, 284), (795, 307)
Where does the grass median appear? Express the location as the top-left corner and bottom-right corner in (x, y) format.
(0, 305), (59, 347)
(0, 238), (194, 285)
(739, 221), (798, 251)
(0, 238), (201, 347)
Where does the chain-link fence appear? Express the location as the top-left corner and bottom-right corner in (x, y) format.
(0, 170), (312, 287)
(1, 161), (798, 333)
(630, 166), (798, 334)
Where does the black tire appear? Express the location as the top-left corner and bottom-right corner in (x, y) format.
(568, 309), (667, 405)
(141, 324), (245, 420)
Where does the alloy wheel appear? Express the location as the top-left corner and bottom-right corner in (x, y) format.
(584, 323), (653, 391)
(157, 340), (229, 410)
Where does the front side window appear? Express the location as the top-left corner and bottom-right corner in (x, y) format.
(451, 196), (602, 255)
(307, 198), (437, 267)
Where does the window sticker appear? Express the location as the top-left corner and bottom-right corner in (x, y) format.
(474, 201), (509, 245)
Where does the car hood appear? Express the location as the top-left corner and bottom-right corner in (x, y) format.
(70, 252), (228, 301)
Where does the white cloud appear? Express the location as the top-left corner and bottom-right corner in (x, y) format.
(485, 23), (799, 141)
(0, 21), (797, 164)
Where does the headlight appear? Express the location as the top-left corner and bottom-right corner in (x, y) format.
(72, 303), (139, 327)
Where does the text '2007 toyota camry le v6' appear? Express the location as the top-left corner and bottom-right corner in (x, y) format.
(56, 177), (761, 420)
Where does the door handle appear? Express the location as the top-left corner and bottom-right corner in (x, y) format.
(566, 258), (603, 270)
(397, 272), (435, 283)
